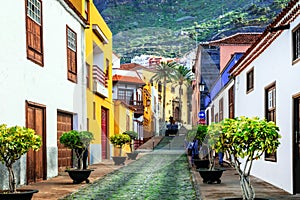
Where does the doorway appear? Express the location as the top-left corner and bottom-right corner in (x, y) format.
(101, 108), (108, 159)
(26, 101), (46, 184)
(293, 96), (300, 193)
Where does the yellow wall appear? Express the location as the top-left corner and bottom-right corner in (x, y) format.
(113, 101), (134, 156)
(69, 0), (113, 158)
(85, 3), (113, 147)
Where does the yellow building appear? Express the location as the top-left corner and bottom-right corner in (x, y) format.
(113, 100), (135, 156)
(69, 0), (113, 163)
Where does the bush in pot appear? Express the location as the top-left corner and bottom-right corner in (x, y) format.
(123, 130), (139, 160)
(196, 122), (225, 184)
(109, 134), (131, 165)
(59, 130), (94, 183)
(210, 116), (281, 199)
(0, 124), (41, 196)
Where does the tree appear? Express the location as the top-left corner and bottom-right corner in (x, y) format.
(151, 61), (177, 122)
(60, 130), (94, 170)
(171, 64), (193, 121)
(0, 124), (42, 193)
(209, 117), (281, 199)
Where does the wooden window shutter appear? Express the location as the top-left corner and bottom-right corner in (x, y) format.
(26, 0), (43, 66)
(66, 26), (77, 83)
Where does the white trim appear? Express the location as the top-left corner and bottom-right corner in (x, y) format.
(92, 24), (109, 44)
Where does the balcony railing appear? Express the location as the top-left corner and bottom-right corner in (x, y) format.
(93, 65), (108, 97)
(93, 65), (108, 87)
(129, 100), (144, 115)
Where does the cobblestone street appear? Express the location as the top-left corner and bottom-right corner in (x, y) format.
(61, 136), (199, 200)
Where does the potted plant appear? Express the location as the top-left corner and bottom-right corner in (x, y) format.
(123, 130), (139, 160)
(193, 124), (210, 169)
(109, 134), (131, 165)
(0, 124), (42, 200)
(211, 116), (281, 199)
(197, 122), (226, 184)
(59, 130), (94, 184)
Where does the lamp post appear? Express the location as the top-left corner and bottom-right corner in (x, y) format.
(199, 82), (211, 110)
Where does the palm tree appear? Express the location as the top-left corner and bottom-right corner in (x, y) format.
(171, 64), (193, 122)
(151, 62), (177, 122)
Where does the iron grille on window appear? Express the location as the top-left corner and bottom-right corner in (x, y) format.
(293, 26), (300, 61)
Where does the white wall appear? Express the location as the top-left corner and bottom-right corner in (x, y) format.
(0, 0), (86, 187)
(234, 16), (300, 193)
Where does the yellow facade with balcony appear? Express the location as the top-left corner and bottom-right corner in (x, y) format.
(69, 0), (113, 163)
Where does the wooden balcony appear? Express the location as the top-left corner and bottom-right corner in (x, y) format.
(129, 100), (144, 117)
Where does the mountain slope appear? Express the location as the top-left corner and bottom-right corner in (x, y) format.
(95, 0), (289, 63)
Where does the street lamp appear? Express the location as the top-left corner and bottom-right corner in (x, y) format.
(199, 82), (205, 92)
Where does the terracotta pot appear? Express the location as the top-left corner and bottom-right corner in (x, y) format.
(65, 169), (94, 184)
(198, 168), (225, 184)
(0, 189), (38, 200)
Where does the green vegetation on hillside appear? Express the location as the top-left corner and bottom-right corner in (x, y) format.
(98, 0), (289, 63)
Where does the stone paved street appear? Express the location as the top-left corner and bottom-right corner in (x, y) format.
(61, 135), (199, 200)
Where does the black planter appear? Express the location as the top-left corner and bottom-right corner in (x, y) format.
(66, 169), (94, 184)
(0, 189), (38, 200)
(198, 168), (225, 184)
(193, 159), (209, 169)
(220, 198), (273, 200)
(127, 152), (139, 160)
(112, 156), (126, 165)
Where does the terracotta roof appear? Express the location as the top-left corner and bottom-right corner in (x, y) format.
(112, 75), (145, 84)
(208, 33), (262, 46)
(120, 63), (147, 70)
(230, 0), (300, 76)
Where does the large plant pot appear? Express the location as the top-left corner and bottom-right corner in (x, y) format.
(220, 198), (273, 200)
(66, 169), (94, 184)
(0, 189), (38, 200)
(198, 168), (225, 184)
(112, 156), (126, 165)
(193, 159), (209, 169)
(127, 152), (139, 160)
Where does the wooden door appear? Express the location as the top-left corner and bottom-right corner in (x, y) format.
(294, 97), (300, 193)
(26, 102), (46, 184)
(101, 108), (108, 159)
(57, 112), (73, 171)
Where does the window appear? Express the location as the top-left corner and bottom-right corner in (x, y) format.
(67, 26), (77, 83)
(293, 25), (300, 62)
(265, 84), (277, 161)
(158, 82), (162, 92)
(118, 89), (134, 104)
(86, 63), (90, 89)
(84, 0), (90, 22)
(26, 0), (43, 65)
(228, 86), (234, 119)
(93, 102), (96, 120)
(87, 118), (89, 131)
(246, 68), (254, 92)
(171, 87), (175, 93)
(211, 105), (214, 123)
(219, 98), (224, 122)
(106, 59), (110, 85)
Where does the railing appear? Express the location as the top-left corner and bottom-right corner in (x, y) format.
(93, 65), (107, 87)
(129, 100), (144, 115)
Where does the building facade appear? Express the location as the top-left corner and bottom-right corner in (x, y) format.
(0, 0), (87, 189)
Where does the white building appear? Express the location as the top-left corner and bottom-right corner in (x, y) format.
(206, 0), (300, 194)
(0, 0), (87, 189)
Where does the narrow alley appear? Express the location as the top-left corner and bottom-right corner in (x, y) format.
(61, 136), (199, 200)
